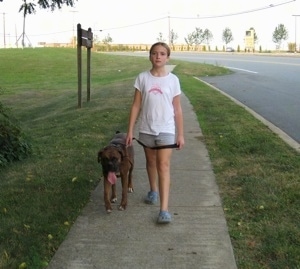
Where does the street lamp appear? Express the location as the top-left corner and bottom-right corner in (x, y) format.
(1, 13), (6, 48)
(69, 10), (78, 48)
(292, 15), (300, 53)
(168, 13), (171, 46)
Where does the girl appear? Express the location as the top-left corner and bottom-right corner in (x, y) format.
(126, 42), (184, 224)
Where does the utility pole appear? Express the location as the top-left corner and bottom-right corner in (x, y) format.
(168, 14), (171, 46)
(1, 12), (6, 48)
(69, 10), (78, 48)
(16, 11), (32, 48)
(292, 15), (300, 53)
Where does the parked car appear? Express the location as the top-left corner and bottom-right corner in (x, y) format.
(226, 47), (234, 52)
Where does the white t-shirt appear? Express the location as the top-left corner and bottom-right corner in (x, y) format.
(134, 70), (181, 135)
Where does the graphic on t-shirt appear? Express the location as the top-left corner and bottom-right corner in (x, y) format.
(149, 84), (163, 95)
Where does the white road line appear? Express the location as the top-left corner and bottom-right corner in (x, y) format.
(224, 66), (258, 74)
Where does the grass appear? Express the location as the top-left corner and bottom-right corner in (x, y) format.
(179, 73), (300, 269)
(0, 48), (299, 269)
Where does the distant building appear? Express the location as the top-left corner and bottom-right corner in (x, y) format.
(37, 42), (72, 48)
(245, 29), (255, 51)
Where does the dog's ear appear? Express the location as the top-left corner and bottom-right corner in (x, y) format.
(97, 150), (103, 163)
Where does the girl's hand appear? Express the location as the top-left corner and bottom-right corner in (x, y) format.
(176, 135), (185, 150)
(126, 133), (133, 147)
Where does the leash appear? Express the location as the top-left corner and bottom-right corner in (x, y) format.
(133, 137), (179, 150)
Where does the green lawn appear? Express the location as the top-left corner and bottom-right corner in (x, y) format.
(0, 48), (299, 269)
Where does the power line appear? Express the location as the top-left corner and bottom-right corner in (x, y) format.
(97, 0), (296, 32)
(28, 30), (72, 37)
(1, 12), (6, 47)
(98, 16), (166, 32)
(172, 0), (296, 19)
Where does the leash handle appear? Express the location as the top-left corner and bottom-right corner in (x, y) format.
(133, 137), (179, 150)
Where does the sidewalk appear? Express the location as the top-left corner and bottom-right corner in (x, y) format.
(47, 72), (238, 269)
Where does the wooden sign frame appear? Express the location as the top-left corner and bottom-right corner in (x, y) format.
(77, 23), (93, 108)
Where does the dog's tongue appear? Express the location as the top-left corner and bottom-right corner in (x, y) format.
(108, 172), (117, 185)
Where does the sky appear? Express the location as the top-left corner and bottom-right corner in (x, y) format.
(0, 0), (300, 50)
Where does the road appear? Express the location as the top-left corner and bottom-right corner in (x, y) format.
(112, 51), (300, 146)
(171, 52), (300, 145)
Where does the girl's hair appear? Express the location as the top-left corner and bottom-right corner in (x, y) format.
(149, 42), (171, 57)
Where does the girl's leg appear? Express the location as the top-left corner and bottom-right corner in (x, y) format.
(156, 148), (173, 212)
(144, 147), (158, 192)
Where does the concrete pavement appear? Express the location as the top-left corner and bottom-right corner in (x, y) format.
(47, 68), (238, 269)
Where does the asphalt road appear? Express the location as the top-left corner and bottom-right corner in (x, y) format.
(173, 52), (300, 144)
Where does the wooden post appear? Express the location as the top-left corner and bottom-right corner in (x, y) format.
(77, 23), (93, 108)
(87, 46), (91, 102)
(87, 27), (92, 102)
(77, 23), (82, 108)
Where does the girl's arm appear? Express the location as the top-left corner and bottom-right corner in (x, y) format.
(126, 89), (142, 146)
(173, 95), (185, 149)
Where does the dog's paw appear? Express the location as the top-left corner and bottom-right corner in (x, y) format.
(106, 209), (112, 214)
(118, 205), (125, 211)
(111, 197), (117, 203)
(128, 188), (134, 193)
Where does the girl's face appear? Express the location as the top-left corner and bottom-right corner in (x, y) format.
(149, 45), (169, 68)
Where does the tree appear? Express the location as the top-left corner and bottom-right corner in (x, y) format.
(169, 29), (178, 46)
(184, 33), (194, 46)
(203, 28), (213, 46)
(249, 27), (258, 43)
(18, 0), (36, 47)
(19, 0), (36, 15)
(0, 101), (32, 166)
(184, 27), (207, 49)
(192, 27), (204, 49)
(102, 34), (113, 45)
(272, 23), (288, 50)
(0, 0), (77, 13)
(157, 32), (166, 42)
(222, 27), (234, 46)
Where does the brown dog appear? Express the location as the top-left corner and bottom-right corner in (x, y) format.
(97, 132), (134, 213)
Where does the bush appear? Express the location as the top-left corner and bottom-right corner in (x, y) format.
(0, 101), (32, 167)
